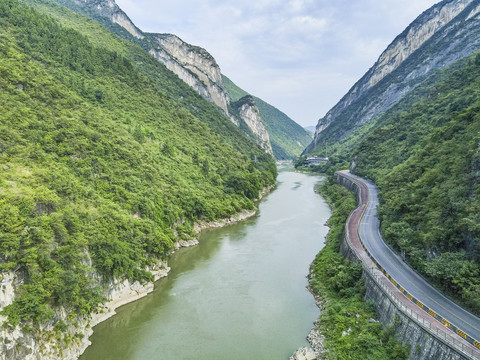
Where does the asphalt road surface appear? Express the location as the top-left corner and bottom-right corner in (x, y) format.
(344, 171), (480, 342)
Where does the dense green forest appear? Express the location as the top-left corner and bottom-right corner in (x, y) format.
(19, 0), (276, 174)
(222, 75), (312, 159)
(0, 0), (275, 327)
(304, 52), (480, 315)
(310, 181), (409, 359)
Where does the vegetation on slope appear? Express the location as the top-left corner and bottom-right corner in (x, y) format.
(306, 0), (480, 155)
(222, 75), (312, 159)
(310, 180), (409, 359)
(20, 0), (276, 180)
(0, 0), (275, 327)
(351, 53), (480, 314)
(305, 52), (480, 315)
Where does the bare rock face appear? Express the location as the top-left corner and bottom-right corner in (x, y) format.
(232, 96), (274, 155)
(307, 0), (480, 153)
(149, 34), (230, 115)
(73, 0), (144, 39)
(0, 261), (170, 360)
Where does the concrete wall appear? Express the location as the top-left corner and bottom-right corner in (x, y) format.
(336, 173), (473, 360)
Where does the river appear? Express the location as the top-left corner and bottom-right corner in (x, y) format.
(80, 165), (331, 360)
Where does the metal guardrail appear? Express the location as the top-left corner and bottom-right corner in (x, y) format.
(338, 171), (480, 360)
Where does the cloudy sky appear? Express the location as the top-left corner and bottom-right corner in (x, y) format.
(116, 0), (439, 127)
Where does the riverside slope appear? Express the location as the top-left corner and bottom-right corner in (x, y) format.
(337, 171), (480, 354)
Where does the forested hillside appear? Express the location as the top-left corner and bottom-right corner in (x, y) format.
(20, 0), (276, 170)
(222, 75), (312, 159)
(310, 52), (480, 315)
(351, 53), (480, 314)
(0, 0), (275, 331)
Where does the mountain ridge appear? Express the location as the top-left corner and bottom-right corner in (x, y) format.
(305, 0), (480, 154)
(46, 0), (311, 159)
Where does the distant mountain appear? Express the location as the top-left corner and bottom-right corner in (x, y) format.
(304, 126), (316, 135)
(223, 76), (313, 159)
(305, 0), (480, 155)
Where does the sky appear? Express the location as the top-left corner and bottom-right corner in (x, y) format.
(116, 0), (439, 127)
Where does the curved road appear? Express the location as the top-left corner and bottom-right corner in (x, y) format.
(340, 171), (480, 345)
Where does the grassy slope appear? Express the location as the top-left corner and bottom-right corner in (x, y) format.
(0, 0), (275, 327)
(222, 75), (312, 159)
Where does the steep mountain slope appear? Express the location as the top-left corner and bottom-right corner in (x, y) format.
(39, 0), (309, 159)
(223, 75), (312, 159)
(230, 95), (274, 156)
(37, 0), (278, 156)
(0, 0), (276, 358)
(306, 0), (480, 154)
(349, 52), (480, 314)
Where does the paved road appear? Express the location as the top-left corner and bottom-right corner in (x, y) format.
(342, 171), (480, 343)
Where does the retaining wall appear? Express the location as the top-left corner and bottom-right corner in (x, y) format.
(335, 171), (479, 360)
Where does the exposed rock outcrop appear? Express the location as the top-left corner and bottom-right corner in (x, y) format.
(232, 96), (274, 156)
(73, 0), (144, 39)
(0, 260), (169, 360)
(148, 34), (230, 116)
(306, 0), (480, 153)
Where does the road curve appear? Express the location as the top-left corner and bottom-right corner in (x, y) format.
(338, 170), (480, 347)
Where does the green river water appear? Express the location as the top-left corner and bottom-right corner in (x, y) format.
(81, 166), (331, 360)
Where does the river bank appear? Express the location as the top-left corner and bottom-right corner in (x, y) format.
(0, 184), (274, 360)
(80, 169), (330, 360)
(305, 179), (409, 360)
(74, 189), (274, 359)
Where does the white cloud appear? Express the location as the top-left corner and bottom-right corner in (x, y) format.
(115, 0), (440, 126)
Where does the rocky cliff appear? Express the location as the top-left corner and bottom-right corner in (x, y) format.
(73, 0), (143, 39)
(232, 96), (274, 156)
(306, 0), (480, 153)
(148, 34), (230, 116)
(67, 0), (282, 155)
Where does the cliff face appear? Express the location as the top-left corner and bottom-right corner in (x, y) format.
(306, 0), (480, 153)
(73, 0), (144, 39)
(67, 0), (280, 155)
(148, 34), (230, 115)
(232, 96), (274, 156)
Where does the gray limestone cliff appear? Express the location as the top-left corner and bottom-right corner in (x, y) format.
(306, 0), (480, 153)
(232, 96), (274, 156)
(72, 0), (144, 39)
(148, 33), (230, 116)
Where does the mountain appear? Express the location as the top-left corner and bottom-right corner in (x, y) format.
(222, 75), (313, 159)
(305, 0), (480, 155)
(0, 0), (277, 358)
(230, 95), (274, 156)
(351, 51), (480, 315)
(40, 0), (312, 159)
(304, 126), (316, 135)
(300, 0), (480, 317)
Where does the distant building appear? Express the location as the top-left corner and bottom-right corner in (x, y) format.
(304, 156), (328, 166)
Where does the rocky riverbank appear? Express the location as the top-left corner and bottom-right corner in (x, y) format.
(0, 186), (274, 360)
(289, 287), (326, 360)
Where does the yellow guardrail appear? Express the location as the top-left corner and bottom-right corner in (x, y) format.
(337, 171), (480, 359)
